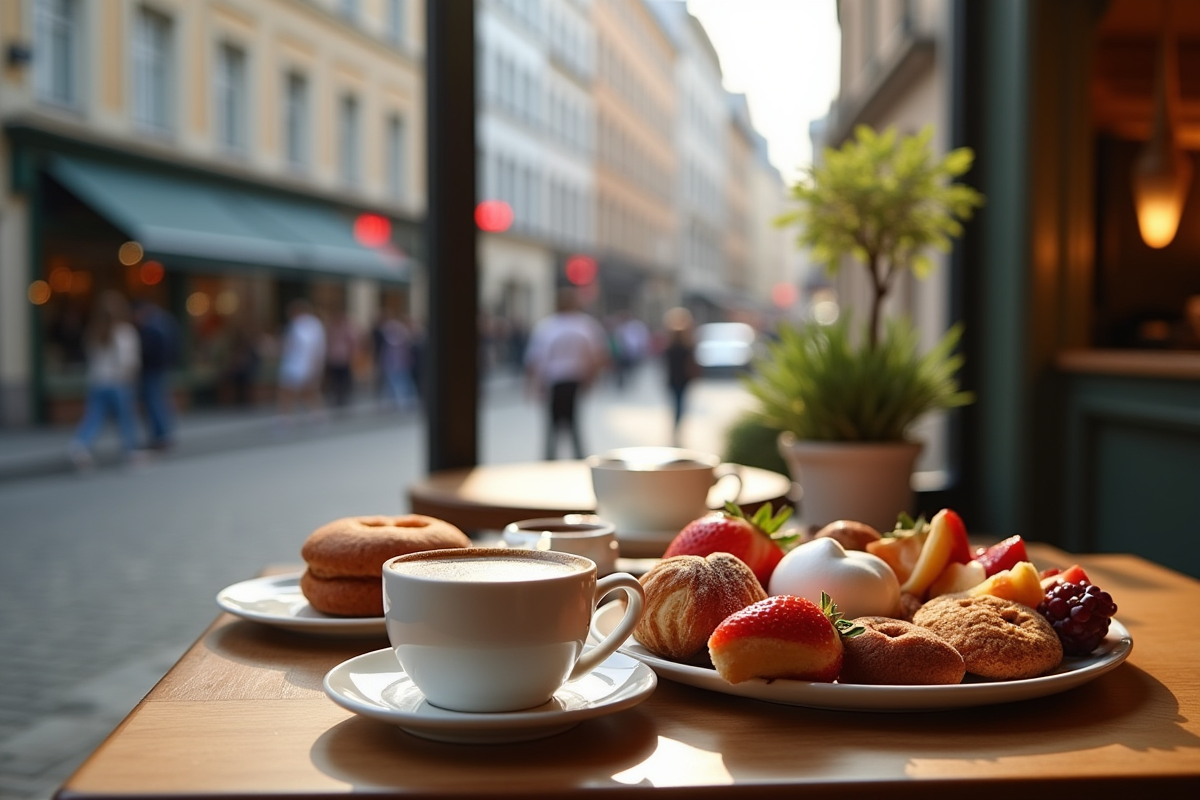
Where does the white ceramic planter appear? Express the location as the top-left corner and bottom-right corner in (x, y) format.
(777, 432), (922, 533)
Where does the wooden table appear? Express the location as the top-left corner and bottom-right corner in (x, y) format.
(57, 544), (1200, 798)
(408, 460), (793, 533)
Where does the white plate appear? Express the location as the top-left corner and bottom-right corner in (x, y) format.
(323, 648), (657, 743)
(216, 573), (386, 637)
(590, 602), (1133, 711)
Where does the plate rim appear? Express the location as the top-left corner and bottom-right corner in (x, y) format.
(323, 647), (657, 731)
(591, 601), (1133, 710)
(215, 572), (386, 630)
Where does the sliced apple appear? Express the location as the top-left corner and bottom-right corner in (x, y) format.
(899, 509), (969, 598)
(866, 530), (927, 585)
(972, 535), (1029, 577)
(928, 560), (987, 598)
(967, 561), (1044, 608)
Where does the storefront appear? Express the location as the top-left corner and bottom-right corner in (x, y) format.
(9, 129), (419, 423)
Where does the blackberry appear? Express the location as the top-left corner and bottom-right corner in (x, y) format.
(1037, 580), (1117, 656)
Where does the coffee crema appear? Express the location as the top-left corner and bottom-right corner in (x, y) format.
(390, 556), (585, 582)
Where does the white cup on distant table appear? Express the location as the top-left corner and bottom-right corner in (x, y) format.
(502, 515), (619, 576)
(383, 548), (644, 713)
(587, 446), (743, 534)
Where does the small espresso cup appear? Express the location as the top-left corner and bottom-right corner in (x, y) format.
(502, 515), (619, 576)
(383, 548), (644, 713)
(587, 446), (743, 533)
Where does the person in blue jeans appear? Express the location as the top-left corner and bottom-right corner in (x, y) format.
(69, 291), (142, 469)
(134, 301), (179, 450)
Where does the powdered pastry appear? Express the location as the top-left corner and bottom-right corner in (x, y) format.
(635, 553), (766, 661)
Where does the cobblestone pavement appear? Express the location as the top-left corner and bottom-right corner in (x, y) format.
(0, 366), (754, 799)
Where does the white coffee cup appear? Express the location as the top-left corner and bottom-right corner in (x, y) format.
(502, 515), (619, 576)
(587, 446), (743, 533)
(383, 548), (644, 713)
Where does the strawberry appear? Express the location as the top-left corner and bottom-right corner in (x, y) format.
(1039, 563), (1091, 590)
(708, 592), (864, 684)
(972, 535), (1029, 577)
(663, 502), (793, 587)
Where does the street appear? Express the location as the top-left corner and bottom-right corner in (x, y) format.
(0, 363), (756, 799)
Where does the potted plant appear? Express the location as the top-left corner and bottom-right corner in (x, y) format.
(747, 125), (984, 531)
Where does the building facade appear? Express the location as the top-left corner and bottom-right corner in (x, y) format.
(746, 130), (793, 324)
(475, 0), (596, 367)
(592, 0), (676, 326)
(0, 0), (425, 425)
(649, 1), (729, 323)
(724, 92), (753, 307)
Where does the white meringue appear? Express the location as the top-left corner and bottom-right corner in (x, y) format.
(768, 537), (901, 619)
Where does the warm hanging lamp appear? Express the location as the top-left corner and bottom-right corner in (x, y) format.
(1132, 3), (1192, 249)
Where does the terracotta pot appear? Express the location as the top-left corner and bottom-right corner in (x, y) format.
(777, 433), (921, 532)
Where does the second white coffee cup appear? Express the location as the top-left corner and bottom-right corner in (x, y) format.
(588, 446), (743, 533)
(383, 547), (644, 713)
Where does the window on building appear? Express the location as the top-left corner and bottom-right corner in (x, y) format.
(386, 113), (407, 202)
(133, 6), (173, 133)
(386, 0), (407, 46)
(215, 42), (248, 153)
(339, 0), (361, 23)
(284, 71), (309, 168)
(34, 0), (81, 107)
(338, 93), (360, 187)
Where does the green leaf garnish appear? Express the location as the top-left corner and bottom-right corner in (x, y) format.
(819, 591), (866, 639)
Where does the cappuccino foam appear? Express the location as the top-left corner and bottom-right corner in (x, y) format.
(391, 556), (584, 582)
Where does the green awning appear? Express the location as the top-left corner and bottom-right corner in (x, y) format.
(48, 156), (411, 282)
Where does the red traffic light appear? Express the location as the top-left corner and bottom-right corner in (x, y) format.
(475, 200), (514, 232)
(354, 213), (392, 247)
(565, 255), (597, 286)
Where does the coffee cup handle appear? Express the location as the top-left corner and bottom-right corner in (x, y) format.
(712, 463), (743, 507)
(568, 573), (645, 682)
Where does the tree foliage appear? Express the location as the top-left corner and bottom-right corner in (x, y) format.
(776, 125), (985, 348)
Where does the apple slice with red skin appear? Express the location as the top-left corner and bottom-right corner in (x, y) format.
(972, 535), (1030, 577)
(899, 509), (971, 598)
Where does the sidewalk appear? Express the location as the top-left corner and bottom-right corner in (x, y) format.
(0, 371), (525, 484)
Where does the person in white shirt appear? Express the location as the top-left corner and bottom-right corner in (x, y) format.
(524, 288), (610, 459)
(68, 291), (142, 468)
(277, 298), (327, 422)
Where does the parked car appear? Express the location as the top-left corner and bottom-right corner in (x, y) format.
(694, 322), (757, 375)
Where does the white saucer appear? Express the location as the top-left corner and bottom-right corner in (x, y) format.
(591, 602), (1133, 712)
(216, 573), (386, 637)
(323, 648), (657, 743)
(615, 530), (677, 559)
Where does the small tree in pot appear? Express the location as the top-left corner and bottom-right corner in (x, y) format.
(746, 125), (984, 531)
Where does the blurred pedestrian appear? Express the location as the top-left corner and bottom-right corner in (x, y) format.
(68, 291), (143, 469)
(663, 307), (699, 446)
(615, 312), (650, 389)
(133, 300), (179, 451)
(225, 321), (259, 406)
(277, 298), (326, 423)
(324, 309), (358, 409)
(524, 287), (609, 459)
(377, 313), (417, 409)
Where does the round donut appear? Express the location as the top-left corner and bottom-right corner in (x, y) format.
(913, 594), (1063, 680)
(299, 572), (383, 618)
(300, 515), (470, 617)
(301, 515), (470, 579)
(838, 617), (965, 685)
